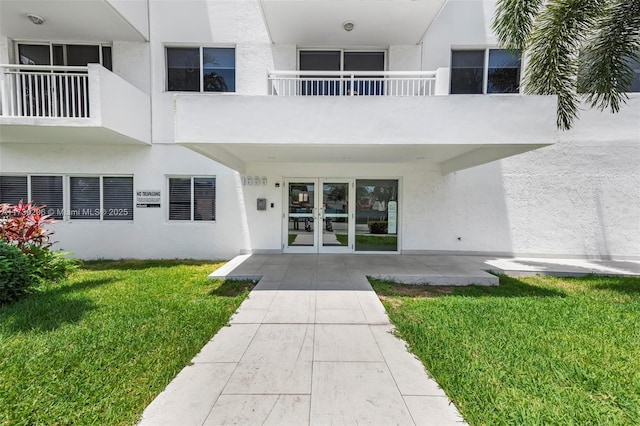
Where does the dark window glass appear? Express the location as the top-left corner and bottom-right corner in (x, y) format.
(102, 46), (113, 71)
(70, 177), (100, 220)
(299, 51), (341, 96)
(66, 45), (100, 66)
(103, 177), (133, 221)
(18, 44), (50, 65)
(626, 56), (640, 92)
(299, 51), (341, 71)
(52, 45), (64, 66)
(450, 50), (484, 94)
(31, 176), (63, 219)
(167, 47), (200, 91)
(203, 48), (235, 92)
(343, 52), (385, 71)
(488, 49), (521, 93)
(169, 178), (192, 220)
(0, 176), (28, 204)
(193, 178), (216, 221)
(344, 52), (385, 95)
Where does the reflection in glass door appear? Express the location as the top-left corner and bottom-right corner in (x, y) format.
(287, 181), (317, 251)
(321, 182), (350, 250)
(284, 179), (354, 253)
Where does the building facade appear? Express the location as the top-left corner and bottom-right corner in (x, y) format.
(0, 0), (638, 260)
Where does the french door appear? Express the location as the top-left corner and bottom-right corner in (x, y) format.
(284, 178), (355, 253)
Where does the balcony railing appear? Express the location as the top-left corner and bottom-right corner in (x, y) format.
(268, 70), (437, 97)
(0, 65), (90, 118)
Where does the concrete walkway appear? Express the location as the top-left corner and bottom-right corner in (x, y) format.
(139, 254), (639, 426)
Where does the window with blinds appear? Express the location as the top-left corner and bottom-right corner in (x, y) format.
(169, 177), (216, 221)
(0, 175), (63, 219)
(70, 177), (100, 220)
(31, 176), (64, 219)
(0, 176), (28, 204)
(103, 177), (133, 220)
(70, 176), (133, 220)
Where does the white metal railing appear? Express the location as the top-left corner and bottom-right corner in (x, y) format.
(0, 64), (90, 118)
(268, 70), (437, 97)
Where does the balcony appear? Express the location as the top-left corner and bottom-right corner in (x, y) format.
(175, 69), (556, 173)
(0, 64), (150, 145)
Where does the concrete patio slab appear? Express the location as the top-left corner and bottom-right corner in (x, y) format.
(310, 362), (415, 425)
(223, 324), (314, 395)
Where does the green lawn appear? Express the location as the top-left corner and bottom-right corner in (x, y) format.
(0, 260), (255, 426)
(371, 275), (640, 426)
(335, 234), (398, 250)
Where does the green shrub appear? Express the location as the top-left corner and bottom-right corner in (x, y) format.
(0, 241), (37, 304)
(368, 221), (388, 234)
(24, 245), (80, 283)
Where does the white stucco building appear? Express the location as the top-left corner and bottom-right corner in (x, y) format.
(0, 0), (638, 260)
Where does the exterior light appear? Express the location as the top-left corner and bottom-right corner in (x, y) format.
(343, 21), (355, 32)
(26, 14), (45, 25)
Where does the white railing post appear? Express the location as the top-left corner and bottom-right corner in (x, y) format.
(350, 74), (355, 96)
(0, 66), (7, 116)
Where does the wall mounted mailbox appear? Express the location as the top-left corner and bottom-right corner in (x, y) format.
(257, 198), (267, 211)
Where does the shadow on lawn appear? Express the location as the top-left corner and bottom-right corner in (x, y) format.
(371, 275), (567, 299)
(593, 276), (640, 295)
(1, 278), (116, 333)
(81, 259), (222, 271)
(209, 279), (257, 297)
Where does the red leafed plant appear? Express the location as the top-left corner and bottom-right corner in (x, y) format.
(0, 201), (56, 250)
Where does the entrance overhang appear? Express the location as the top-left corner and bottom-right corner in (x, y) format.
(176, 94), (557, 174)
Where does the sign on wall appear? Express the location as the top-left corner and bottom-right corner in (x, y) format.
(136, 190), (161, 208)
(388, 201), (397, 234)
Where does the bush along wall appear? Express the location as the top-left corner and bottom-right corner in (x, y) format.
(0, 201), (79, 305)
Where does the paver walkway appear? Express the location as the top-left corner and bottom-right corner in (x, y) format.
(139, 254), (468, 425)
(139, 254), (640, 425)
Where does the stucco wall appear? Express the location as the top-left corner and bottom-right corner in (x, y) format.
(0, 143), (247, 260)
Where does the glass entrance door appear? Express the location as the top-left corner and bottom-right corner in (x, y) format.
(284, 179), (354, 253)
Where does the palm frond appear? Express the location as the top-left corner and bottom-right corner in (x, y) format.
(523, 0), (606, 129)
(493, 0), (545, 50)
(578, 0), (640, 113)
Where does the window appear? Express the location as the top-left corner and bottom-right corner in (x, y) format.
(0, 176), (28, 205)
(0, 175), (63, 219)
(31, 176), (64, 219)
(17, 43), (112, 70)
(70, 176), (133, 221)
(451, 49), (521, 94)
(627, 56), (640, 92)
(169, 177), (216, 221)
(166, 47), (235, 92)
(298, 50), (385, 95)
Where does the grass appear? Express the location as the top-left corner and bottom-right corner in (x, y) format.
(335, 234), (398, 250)
(0, 260), (255, 426)
(371, 275), (640, 426)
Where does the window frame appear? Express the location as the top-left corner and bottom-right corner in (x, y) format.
(450, 47), (522, 95)
(297, 48), (388, 72)
(165, 45), (236, 93)
(0, 174), (64, 219)
(167, 176), (217, 222)
(14, 41), (113, 70)
(68, 175), (134, 222)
